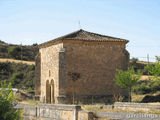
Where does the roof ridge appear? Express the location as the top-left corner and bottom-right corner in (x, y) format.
(82, 29), (125, 40)
(39, 29), (129, 48)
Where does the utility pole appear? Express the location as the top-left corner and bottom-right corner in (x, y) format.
(21, 42), (22, 61)
(147, 54), (150, 75)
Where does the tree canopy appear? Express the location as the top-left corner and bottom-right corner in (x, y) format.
(115, 68), (141, 102)
(145, 63), (160, 78)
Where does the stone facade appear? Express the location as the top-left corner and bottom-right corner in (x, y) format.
(36, 29), (130, 104)
(40, 43), (64, 103)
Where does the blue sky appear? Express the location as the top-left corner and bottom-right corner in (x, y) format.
(0, 0), (160, 61)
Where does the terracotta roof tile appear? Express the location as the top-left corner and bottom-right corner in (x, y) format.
(39, 29), (129, 48)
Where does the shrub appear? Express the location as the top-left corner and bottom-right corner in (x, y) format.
(0, 62), (11, 72)
(132, 82), (151, 94)
(28, 65), (35, 71)
(0, 46), (6, 52)
(132, 80), (160, 95)
(10, 72), (23, 88)
(115, 68), (141, 102)
(8, 46), (21, 59)
(0, 81), (22, 120)
(0, 62), (35, 90)
(145, 63), (160, 77)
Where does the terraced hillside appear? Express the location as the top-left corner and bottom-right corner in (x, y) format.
(0, 40), (38, 90)
(0, 40), (38, 61)
(0, 61), (35, 90)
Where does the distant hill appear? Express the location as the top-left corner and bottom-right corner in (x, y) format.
(0, 40), (38, 90)
(0, 61), (35, 90)
(0, 40), (38, 61)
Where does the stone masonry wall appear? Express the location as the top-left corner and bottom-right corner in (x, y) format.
(16, 103), (160, 120)
(16, 104), (94, 120)
(114, 102), (160, 112)
(40, 43), (63, 103)
(62, 41), (129, 103)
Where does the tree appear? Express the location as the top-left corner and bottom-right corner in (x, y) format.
(130, 58), (138, 66)
(8, 46), (21, 59)
(0, 81), (22, 120)
(155, 56), (160, 63)
(145, 63), (160, 78)
(115, 68), (141, 102)
(10, 72), (23, 88)
(68, 72), (80, 104)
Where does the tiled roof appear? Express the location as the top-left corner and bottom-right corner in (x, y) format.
(39, 29), (129, 48)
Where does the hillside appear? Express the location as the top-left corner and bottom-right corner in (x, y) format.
(0, 61), (35, 90)
(0, 40), (37, 90)
(0, 40), (38, 61)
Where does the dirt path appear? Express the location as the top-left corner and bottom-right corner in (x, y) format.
(96, 112), (160, 120)
(0, 58), (35, 65)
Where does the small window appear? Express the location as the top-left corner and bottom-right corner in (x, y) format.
(49, 70), (51, 77)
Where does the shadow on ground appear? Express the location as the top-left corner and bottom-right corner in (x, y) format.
(142, 94), (160, 103)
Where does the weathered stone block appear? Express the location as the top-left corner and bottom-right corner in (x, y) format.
(78, 111), (94, 120)
(23, 106), (37, 117)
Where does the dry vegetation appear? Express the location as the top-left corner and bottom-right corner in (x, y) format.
(19, 100), (39, 105)
(0, 58), (35, 65)
(131, 93), (145, 102)
(95, 118), (111, 120)
(81, 104), (160, 114)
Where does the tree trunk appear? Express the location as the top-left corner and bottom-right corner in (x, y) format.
(129, 87), (131, 102)
(72, 87), (75, 104)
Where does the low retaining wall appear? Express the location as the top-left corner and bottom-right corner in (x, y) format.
(114, 102), (160, 112)
(16, 104), (94, 120)
(16, 102), (160, 120)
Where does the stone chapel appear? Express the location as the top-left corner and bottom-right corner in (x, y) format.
(35, 29), (129, 104)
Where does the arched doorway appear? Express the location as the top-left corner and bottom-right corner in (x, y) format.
(46, 80), (51, 103)
(50, 80), (55, 103)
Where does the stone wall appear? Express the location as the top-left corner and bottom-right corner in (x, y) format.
(16, 103), (160, 120)
(40, 43), (64, 103)
(62, 41), (129, 104)
(16, 104), (94, 120)
(114, 102), (160, 112)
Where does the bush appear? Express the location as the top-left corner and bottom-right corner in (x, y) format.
(145, 63), (160, 77)
(151, 80), (160, 92)
(10, 72), (24, 88)
(0, 46), (6, 52)
(8, 46), (21, 59)
(132, 80), (160, 95)
(0, 62), (35, 90)
(0, 62), (11, 72)
(0, 81), (22, 120)
(28, 65), (35, 71)
(132, 82), (151, 94)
